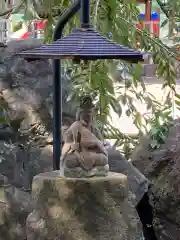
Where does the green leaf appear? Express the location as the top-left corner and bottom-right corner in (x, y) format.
(134, 112), (142, 126)
(175, 100), (180, 106)
(110, 97), (122, 117)
(161, 19), (168, 28)
(146, 98), (152, 110)
(120, 95), (127, 105)
(175, 93), (180, 99)
(126, 109), (131, 116)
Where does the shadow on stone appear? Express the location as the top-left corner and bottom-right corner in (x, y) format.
(26, 171), (142, 240)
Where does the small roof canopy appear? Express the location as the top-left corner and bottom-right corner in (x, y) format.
(17, 28), (145, 62)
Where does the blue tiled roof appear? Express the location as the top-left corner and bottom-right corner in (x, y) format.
(17, 28), (144, 62)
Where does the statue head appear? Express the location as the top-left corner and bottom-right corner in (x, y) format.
(76, 96), (95, 125)
(79, 95), (95, 108)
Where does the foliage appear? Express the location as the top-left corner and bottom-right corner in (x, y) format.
(0, 106), (10, 127)
(2, 0), (180, 157)
(156, 0), (180, 23)
(11, 21), (23, 32)
(149, 106), (173, 149)
(156, 0), (180, 40)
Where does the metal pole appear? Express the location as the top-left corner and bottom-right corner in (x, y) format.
(81, 0), (90, 28)
(52, 0), (81, 170)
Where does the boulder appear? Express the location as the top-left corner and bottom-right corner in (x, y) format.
(0, 201), (27, 240)
(4, 184), (33, 216)
(0, 184), (33, 240)
(131, 119), (180, 240)
(107, 148), (149, 206)
(0, 141), (22, 184)
(0, 174), (7, 187)
(0, 39), (75, 188)
(26, 171), (143, 240)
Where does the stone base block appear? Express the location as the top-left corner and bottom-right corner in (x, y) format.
(26, 171), (142, 240)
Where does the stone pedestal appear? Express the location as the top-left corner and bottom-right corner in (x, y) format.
(26, 171), (142, 240)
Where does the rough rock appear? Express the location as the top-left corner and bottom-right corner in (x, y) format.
(0, 141), (22, 184)
(107, 148), (149, 206)
(0, 174), (7, 187)
(26, 171), (143, 240)
(0, 184), (33, 240)
(131, 119), (180, 240)
(0, 201), (26, 240)
(4, 184), (33, 215)
(0, 39), (75, 188)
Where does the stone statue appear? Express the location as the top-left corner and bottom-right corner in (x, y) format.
(76, 99), (104, 142)
(60, 96), (109, 178)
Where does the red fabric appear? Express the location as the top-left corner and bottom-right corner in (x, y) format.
(35, 20), (48, 30)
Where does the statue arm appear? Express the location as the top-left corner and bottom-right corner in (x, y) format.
(90, 124), (107, 156)
(97, 140), (108, 156)
(71, 122), (81, 151)
(91, 123), (104, 141)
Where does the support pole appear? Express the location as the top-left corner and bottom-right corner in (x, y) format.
(52, 0), (81, 170)
(80, 0), (90, 28)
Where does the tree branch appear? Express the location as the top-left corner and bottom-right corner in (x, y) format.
(156, 0), (169, 18)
